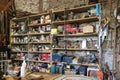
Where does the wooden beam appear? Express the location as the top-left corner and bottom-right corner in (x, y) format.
(0, 2), (6, 11)
(0, 0), (13, 12)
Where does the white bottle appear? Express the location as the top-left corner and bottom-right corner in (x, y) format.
(20, 60), (26, 77)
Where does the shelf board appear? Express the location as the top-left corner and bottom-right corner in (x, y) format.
(52, 48), (66, 50)
(11, 34), (28, 37)
(28, 23), (51, 27)
(29, 42), (51, 44)
(29, 32), (50, 36)
(12, 51), (28, 53)
(12, 16), (28, 22)
(14, 59), (50, 63)
(52, 16), (99, 25)
(29, 12), (50, 19)
(55, 33), (98, 37)
(11, 43), (28, 45)
(67, 48), (97, 51)
(52, 20), (64, 25)
(11, 26), (21, 29)
(80, 63), (99, 67)
(29, 51), (51, 53)
(63, 62), (99, 67)
(52, 9), (65, 13)
(0, 60), (11, 62)
(53, 48), (97, 51)
(28, 60), (50, 63)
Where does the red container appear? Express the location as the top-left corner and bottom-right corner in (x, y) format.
(89, 70), (103, 80)
(41, 54), (50, 61)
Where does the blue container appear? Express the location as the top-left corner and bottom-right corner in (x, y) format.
(56, 66), (59, 73)
(78, 66), (87, 76)
(52, 54), (62, 62)
(63, 57), (73, 63)
(50, 64), (56, 73)
(42, 63), (48, 68)
(96, 4), (100, 16)
(58, 66), (64, 74)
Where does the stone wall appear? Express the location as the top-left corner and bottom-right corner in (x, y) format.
(43, 0), (88, 11)
(15, 0), (88, 13)
(15, 0), (42, 13)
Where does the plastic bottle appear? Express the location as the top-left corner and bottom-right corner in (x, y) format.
(20, 60), (26, 77)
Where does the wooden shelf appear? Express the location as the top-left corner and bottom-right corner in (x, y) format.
(52, 9), (65, 13)
(55, 33), (98, 37)
(11, 26), (21, 29)
(63, 62), (99, 67)
(67, 48), (97, 51)
(29, 51), (51, 53)
(12, 51), (28, 53)
(14, 59), (50, 63)
(28, 60), (50, 63)
(11, 43), (28, 45)
(0, 60), (11, 62)
(29, 42), (51, 44)
(52, 16), (99, 25)
(12, 16), (28, 22)
(52, 48), (66, 50)
(11, 34), (28, 37)
(28, 23), (51, 27)
(10, 3), (100, 69)
(29, 12), (50, 19)
(53, 48), (97, 51)
(29, 32), (50, 36)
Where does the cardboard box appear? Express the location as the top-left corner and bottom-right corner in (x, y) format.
(83, 25), (94, 33)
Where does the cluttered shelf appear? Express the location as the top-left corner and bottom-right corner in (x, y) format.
(9, 3), (101, 76)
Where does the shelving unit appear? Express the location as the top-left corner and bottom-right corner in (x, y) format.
(10, 11), (52, 70)
(51, 3), (100, 69)
(0, 46), (11, 74)
(10, 3), (101, 74)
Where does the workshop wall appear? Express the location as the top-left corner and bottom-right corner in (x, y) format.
(43, 0), (88, 11)
(15, 0), (42, 13)
(14, 0), (120, 79)
(15, 0), (88, 13)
